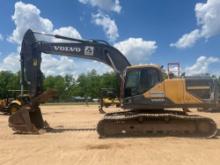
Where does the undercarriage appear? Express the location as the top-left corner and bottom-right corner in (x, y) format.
(8, 107), (218, 138)
(97, 110), (217, 138)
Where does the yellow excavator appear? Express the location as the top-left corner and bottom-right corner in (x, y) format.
(8, 29), (220, 138)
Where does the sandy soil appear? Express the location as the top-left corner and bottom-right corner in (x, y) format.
(1, 105), (220, 165)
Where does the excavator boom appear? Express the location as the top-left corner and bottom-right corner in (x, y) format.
(9, 29), (130, 133)
(20, 29), (130, 97)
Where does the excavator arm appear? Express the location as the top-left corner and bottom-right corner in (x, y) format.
(20, 29), (130, 97)
(9, 29), (130, 133)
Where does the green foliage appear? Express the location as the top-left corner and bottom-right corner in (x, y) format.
(218, 77), (220, 86)
(162, 72), (168, 80)
(43, 70), (118, 101)
(43, 75), (66, 100)
(0, 69), (119, 101)
(72, 69), (118, 99)
(1, 69), (220, 101)
(0, 71), (20, 99)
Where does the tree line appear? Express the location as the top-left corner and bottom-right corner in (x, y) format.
(1, 70), (220, 101)
(0, 70), (118, 101)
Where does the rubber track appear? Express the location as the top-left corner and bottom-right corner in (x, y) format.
(97, 111), (218, 138)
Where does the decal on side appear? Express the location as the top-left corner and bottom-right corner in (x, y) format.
(84, 46), (94, 56)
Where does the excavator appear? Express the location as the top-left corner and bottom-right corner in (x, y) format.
(9, 29), (220, 138)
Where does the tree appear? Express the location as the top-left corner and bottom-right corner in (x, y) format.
(0, 71), (20, 99)
(0, 69), (120, 101)
(43, 75), (66, 101)
(86, 70), (101, 98)
(100, 72), (119, 96)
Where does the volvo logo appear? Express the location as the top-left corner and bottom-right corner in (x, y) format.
(54, 46), (81, 53)
(84, 46), (94, 56)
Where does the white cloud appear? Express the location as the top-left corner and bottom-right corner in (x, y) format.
(52, 26), (82, 42)
(1, 2), (91, 76)
(79, 0), (121, 41)
(185, 56), (219, 75)
(53, 26), (82, 39)
(41, 54), (76, 76)
(41, 55), (112, 77)
(92, 12), (119, 41)
(33, 52), (112, 78)
(71, 60), (112, 77)
(196, 0), (220, 38)
(0, 52), (112, 77)
(0, 1), (117, 76)
(8, 2), (81, 44)
(114, 38), (157, 64)
(8, 1), (53, 44)
(79, 0), (121, 13)
(0, 52), (20, 72)
(171, 0), (220, 48)
(170, 29), (201, 49)
(0, 33), (3, 41)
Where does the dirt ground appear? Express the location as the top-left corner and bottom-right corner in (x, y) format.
(1, 105), (220, 165)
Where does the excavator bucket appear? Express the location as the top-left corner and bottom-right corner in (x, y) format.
(8, 89), (57, 134)
(8, 106), (44, 133)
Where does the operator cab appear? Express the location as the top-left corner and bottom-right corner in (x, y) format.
(124, 65), (163, 98)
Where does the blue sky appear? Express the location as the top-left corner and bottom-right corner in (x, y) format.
(0, 0), (219, 76)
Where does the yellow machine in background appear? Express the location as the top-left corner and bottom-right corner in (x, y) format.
(0, 90), (29, 115)
(99, 88), (120, 113)
(0, 97), (21, 115)
(102, 97), (120, 108)
(0, 99), (7, 112)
